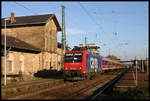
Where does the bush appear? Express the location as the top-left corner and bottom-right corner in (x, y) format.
(18, 77), (24, 82)
(112, 86), (149, 100)
(96, 86), (149, 100)
(5, 89), (16, 95)
(124, 86), (148, 100)
(11, 79), (17, 84)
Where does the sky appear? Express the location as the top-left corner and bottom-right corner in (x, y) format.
(1, 1), (149, 60)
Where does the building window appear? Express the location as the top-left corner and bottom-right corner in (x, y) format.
(8, 60), (13, 72)
(8, 53), (14, 73)
(39, 56), (40, 70)
(32, 57), (35, 72)
(45, 36), (48, 50)
(19, 55), (24, 73)
(44, 61), (48, 69)
(19, 60), (24, 72)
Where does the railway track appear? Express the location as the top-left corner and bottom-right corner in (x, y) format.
(21, 75), (116, 100)
(88, 68), (129, 100)
(61, 76), (112, 100)
(2, 78), (60, 89)
(2, 68), (128, 100)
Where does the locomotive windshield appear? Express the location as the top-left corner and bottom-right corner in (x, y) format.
(65, 53), (83, 63)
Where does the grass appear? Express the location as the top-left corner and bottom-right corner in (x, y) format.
(4, 89), (17, 95)
(96, 86), (149, 100)
(16, 87), (27, 92)
(1, 77), (25, 85)
(1, 76), (43, 86)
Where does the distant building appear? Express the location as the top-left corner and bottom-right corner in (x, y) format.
(72, 44), (100, 55)
(1, 13), (62, 77)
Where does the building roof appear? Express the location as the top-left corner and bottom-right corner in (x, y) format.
(1, 14), (61, 31)
(1, 35), (41, 52)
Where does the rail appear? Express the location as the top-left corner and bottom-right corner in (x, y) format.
(88, 68), (130, 100)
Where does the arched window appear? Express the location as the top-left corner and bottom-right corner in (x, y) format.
(19, 55), (24, 73)
(45, 34), (48, 51)
(8, 53), (14, 73)
(32, 56), (35, 72)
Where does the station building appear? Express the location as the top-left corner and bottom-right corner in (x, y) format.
(1, 13), (62, 77)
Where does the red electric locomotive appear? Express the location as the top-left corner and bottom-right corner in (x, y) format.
(64, 50), (102, 80)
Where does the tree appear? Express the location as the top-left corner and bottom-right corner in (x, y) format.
(106, 55), (120, 61)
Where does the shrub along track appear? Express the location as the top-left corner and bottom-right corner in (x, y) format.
(2, 68), (127, 100)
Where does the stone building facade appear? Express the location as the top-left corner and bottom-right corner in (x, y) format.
(1, 13), (62, 76)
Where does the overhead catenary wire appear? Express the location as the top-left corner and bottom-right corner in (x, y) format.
(112, 11), (124, 52)
(78, 2), (120, 56)
(15, 3), (62, 15)
(78, 2), (119, 47)
(14, 2), (38, 15)
(80, 3), (127, 59)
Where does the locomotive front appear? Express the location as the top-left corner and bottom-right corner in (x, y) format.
(64, 51), (87, 80)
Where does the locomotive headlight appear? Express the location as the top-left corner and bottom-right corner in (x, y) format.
(79, 67), (82, 69)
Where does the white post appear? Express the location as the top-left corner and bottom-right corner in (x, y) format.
(4, 18), (9, 86)
(146, 46), (149, 75)
(135, 59), (138, 86)
(145, 42), (149, 75)
(142, 60), (144, 72)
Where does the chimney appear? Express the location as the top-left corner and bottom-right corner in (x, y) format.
(10, 12), (15, 23)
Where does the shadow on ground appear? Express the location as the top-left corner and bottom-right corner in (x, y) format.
(34, 69), (64, 79)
